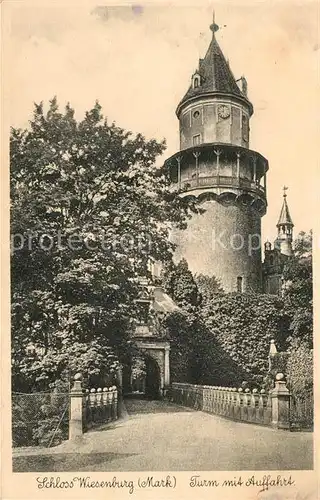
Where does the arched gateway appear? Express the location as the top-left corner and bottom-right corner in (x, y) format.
(122, 284), (175, 400)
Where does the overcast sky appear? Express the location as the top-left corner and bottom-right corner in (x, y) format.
(8, 1), (319, 244)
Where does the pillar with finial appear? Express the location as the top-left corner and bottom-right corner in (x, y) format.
(270, 373), (291, 430)
(69, 373), (85, 440)
(268, 339), (278, 371)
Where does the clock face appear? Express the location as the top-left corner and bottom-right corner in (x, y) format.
(218, 104), (230, 119)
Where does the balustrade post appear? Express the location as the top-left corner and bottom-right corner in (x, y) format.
(176, 157), (182, 190)
(112, 386), (118, 420)
(214, 149), (221, 178)
(251, 389), (259, 423)
(252, 156), (257, 183)
(89, 388), (97, 423)
(243, 388), (250, 421)
(193, 152), (201, 186)
(96, 388), (103, 423)
(69, 373), (85, 441)
(102, 387), (108, 422)
(238, 388), (244, 420)
(236, 151), (241, 180)
(270, 373), (291, 430)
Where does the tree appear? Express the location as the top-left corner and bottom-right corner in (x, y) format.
(194, 273), (224, 304)
(11, 98), (196, 391)
(282, 230), (313, 346)
(161, 258), (201, 310)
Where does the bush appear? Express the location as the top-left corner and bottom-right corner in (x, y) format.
(286, 339), (313, 429)
(12, 389), (69, 448)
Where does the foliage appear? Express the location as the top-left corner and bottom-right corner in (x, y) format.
(194, 273), (224, 304)
(12, 389), (69, 447)
(286, 338), (313, 429)
(161, 259), (292, 387)
(200, 292), (291, 387)
(282, 230), (313, 346)
(11, 98), (195, 391)
(161, 258), (201, 310)
(159, 310), (196, 382)
(131, 355), (147, 379)
(160, 261), (250, 385)
(286, 339), (313, 395)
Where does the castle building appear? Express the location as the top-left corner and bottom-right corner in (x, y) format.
(125, 15), (294, 398)
(164, 15), (269, 293)
(263, 188), (294, 294)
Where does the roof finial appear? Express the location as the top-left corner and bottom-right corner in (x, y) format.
(210, 8), (219, 36)
(283, 185), (288, 198)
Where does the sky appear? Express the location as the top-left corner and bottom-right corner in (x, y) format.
(7, 0), (319, 244)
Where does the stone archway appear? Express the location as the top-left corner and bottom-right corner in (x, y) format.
(122, 342), (170, 399)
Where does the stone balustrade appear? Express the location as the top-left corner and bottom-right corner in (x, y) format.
(170, 374), (291, 429)
(69, 374), (119, 441)
(84, 386), (118, 430)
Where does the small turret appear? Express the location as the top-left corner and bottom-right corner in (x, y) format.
(274, 187), (294, 256)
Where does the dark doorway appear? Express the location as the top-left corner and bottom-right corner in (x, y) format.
(145, 356), (161, 400)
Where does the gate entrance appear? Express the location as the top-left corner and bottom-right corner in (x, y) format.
(123, 354), (161, 400)
(145, 355), (161, 400)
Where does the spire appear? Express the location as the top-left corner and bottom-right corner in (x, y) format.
(275, 187), (294, 257)
(177, 13), (252, 114)
(210, 9), (219, 37)
(277, 186), (294, 227)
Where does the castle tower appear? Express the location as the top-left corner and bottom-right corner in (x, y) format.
(164, 15), (269, 292)
(274, 187), (294, 256)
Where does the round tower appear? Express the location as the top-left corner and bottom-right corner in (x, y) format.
(165, 16), (268, 292)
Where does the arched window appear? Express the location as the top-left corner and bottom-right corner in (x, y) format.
(237, 276), (243, 293)
(192, 74), (201, 89)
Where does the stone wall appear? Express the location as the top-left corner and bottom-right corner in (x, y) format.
(172, 200), (262, 292)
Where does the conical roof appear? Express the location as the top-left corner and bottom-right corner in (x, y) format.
(277, 193), (294, 227)
(177, 23), (252, 114)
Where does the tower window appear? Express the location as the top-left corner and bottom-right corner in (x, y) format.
(237, 276), (243, 293)
(192, 75), (200, 89)
(193, 110), (200, 119)
(193, 134), (201, 146)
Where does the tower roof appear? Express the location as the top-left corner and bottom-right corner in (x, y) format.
(277, 187), (294, 227)
(177, 17), (252, 114)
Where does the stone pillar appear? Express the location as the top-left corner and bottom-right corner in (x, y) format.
(193, 152), (200, 186)
(214, 149), (221, 177)
(116, 365), (124, 418)
(176, 157), (181, 190)
(236, 152), (241, 179)
(253, 156), (257, 183)
(270, 373), (291, 430)
(69, 373), (84, 441)
(164, 347), (170, 387)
